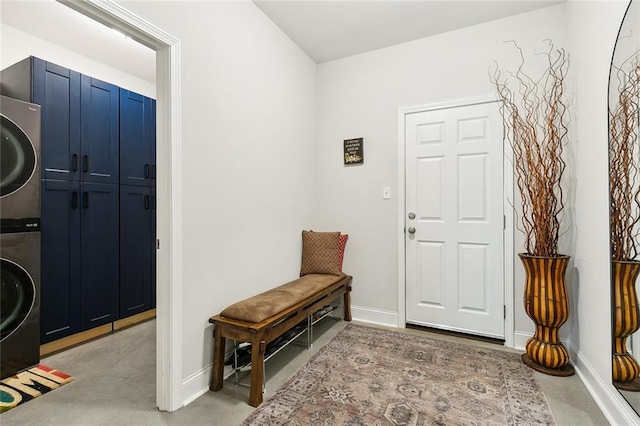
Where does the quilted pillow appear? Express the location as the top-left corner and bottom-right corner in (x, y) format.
(338, 233), (349, 271)
(300, 230), (342, 276)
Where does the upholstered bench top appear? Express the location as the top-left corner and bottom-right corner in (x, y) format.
(220, 273), (345, 324)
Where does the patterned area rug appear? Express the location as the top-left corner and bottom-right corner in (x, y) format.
(243, 324), (556, 425)
(0, 365), (73, 413)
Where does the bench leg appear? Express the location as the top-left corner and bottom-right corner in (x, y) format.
(343, 288), (352, 322)
(249, 339), (266, 407)
(210, 324), (225, 392)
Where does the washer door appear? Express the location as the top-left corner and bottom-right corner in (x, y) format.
(0, 114), (37, 198)
(0, 258), (36, 341)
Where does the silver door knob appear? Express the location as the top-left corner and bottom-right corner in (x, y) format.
(408, 212), (416, 220)
(407, 227), (416, 234)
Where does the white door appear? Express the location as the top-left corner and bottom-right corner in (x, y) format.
(405, 101), (504, 339)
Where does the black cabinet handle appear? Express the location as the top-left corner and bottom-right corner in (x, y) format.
(83, 192), (88, 209)
(72, 154), (78, 172)
(82, 155), (89, 173)
(72, 191), (78, 209)
(145, 164), (150, 179)
(144, 195), (150, 210)
(151, 165), (156, 179)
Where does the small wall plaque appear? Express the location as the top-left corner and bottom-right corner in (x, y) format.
(344, 138), (364, 165)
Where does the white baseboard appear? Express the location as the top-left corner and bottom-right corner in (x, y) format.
(571, 348), (640, 426)
(513, 331), (529, 350)
(351, 305), (399, 327)
(181, 364), (213, 407)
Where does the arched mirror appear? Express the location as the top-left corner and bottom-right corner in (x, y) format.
(610, 0), (640, 414)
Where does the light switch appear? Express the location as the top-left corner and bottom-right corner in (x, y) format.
(382, 186), (391, 200)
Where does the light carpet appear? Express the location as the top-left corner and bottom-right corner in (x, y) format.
(243, 324), (555, 425)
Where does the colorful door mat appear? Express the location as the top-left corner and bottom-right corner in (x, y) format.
(0, 365), (73, 413)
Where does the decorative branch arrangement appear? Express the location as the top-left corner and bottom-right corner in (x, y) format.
(492, 41), (570, 257)
(610, 57), (640, 261)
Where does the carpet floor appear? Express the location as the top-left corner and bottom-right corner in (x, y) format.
(243, 323), (555, 425)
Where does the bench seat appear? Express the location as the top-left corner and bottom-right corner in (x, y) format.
(209, 273), (352, 407)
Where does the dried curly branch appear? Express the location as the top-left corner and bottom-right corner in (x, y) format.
(610, 56), (640, 261)
(491, 41), (569, 257)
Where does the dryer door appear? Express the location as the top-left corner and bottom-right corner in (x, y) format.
(0, 114), (37, 198)
(0, 258), (36, 341)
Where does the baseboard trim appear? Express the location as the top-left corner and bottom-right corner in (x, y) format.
(513, 331), (530, 350)
(40, 309), (157, 357)
(181, 364), (213, 407)
(571, 348), (640, 425)
(114, 309), (156, 330)
(351, 305), (398, 327)
(40, 324), (113, 357)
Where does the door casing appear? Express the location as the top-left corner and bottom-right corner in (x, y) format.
(59, 0), (183, 412)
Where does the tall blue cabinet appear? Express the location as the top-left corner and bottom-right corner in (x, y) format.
(1, 57), (156, 344)
(119, 89), (156, 317)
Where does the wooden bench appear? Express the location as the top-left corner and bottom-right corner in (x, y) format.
(209, 273), (352, 407)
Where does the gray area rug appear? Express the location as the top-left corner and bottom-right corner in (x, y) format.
(242, 324), (555, 425)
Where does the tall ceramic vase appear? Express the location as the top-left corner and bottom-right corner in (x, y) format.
(612, 260), (640, 390)
(520, 253), (575, 376)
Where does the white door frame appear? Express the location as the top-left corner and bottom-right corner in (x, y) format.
(59, 0), (183, 412)
(397, 95), (514, 347)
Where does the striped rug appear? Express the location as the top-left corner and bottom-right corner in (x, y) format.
(0, 365), (73, 413)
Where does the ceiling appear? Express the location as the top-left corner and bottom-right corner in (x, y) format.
(0, 0), (564, 84)
(254, 0), (564, 63)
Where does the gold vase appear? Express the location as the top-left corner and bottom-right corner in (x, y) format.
(520, 253), (575, 376)
(612, 260), (640, 390)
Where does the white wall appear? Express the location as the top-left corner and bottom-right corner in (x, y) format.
(6, 0), (640, 419)
(0, 23), (155, 98)
(567, 1), (639, 424)
(316, 5), (567, 334)
(116, 0), (318, 405)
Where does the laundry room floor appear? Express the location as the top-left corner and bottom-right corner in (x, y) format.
(0, 319), (608, 425)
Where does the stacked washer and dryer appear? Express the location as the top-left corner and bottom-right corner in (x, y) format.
(0, 95), (42, 379)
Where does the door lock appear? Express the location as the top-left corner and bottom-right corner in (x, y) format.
(408, 212), (416, 220)
(407, 227), (416, 234)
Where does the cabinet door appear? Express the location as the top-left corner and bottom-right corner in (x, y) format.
(80, 182), (119, 329)
(80, 76), (119, 184)
(120, 185), (152, 318)
(151, 186), (156, 309)
(33, 59), (81, 181)
(40, 179), (81, 343)
(120, 89), (153, 186)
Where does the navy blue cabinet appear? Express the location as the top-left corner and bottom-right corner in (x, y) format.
(120, 89), (155, 186)
(119, 90), (156, 318)
(0, 57), (119, 184)
(80, 183), (119, 329)
(120, 185), (152, 318)
(40, 180), (81, 343)
(80, 76), (119, 185)
(40, 181), (120, 342)
(0, 57), (81, 181)
(2, 57), (155, 344)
